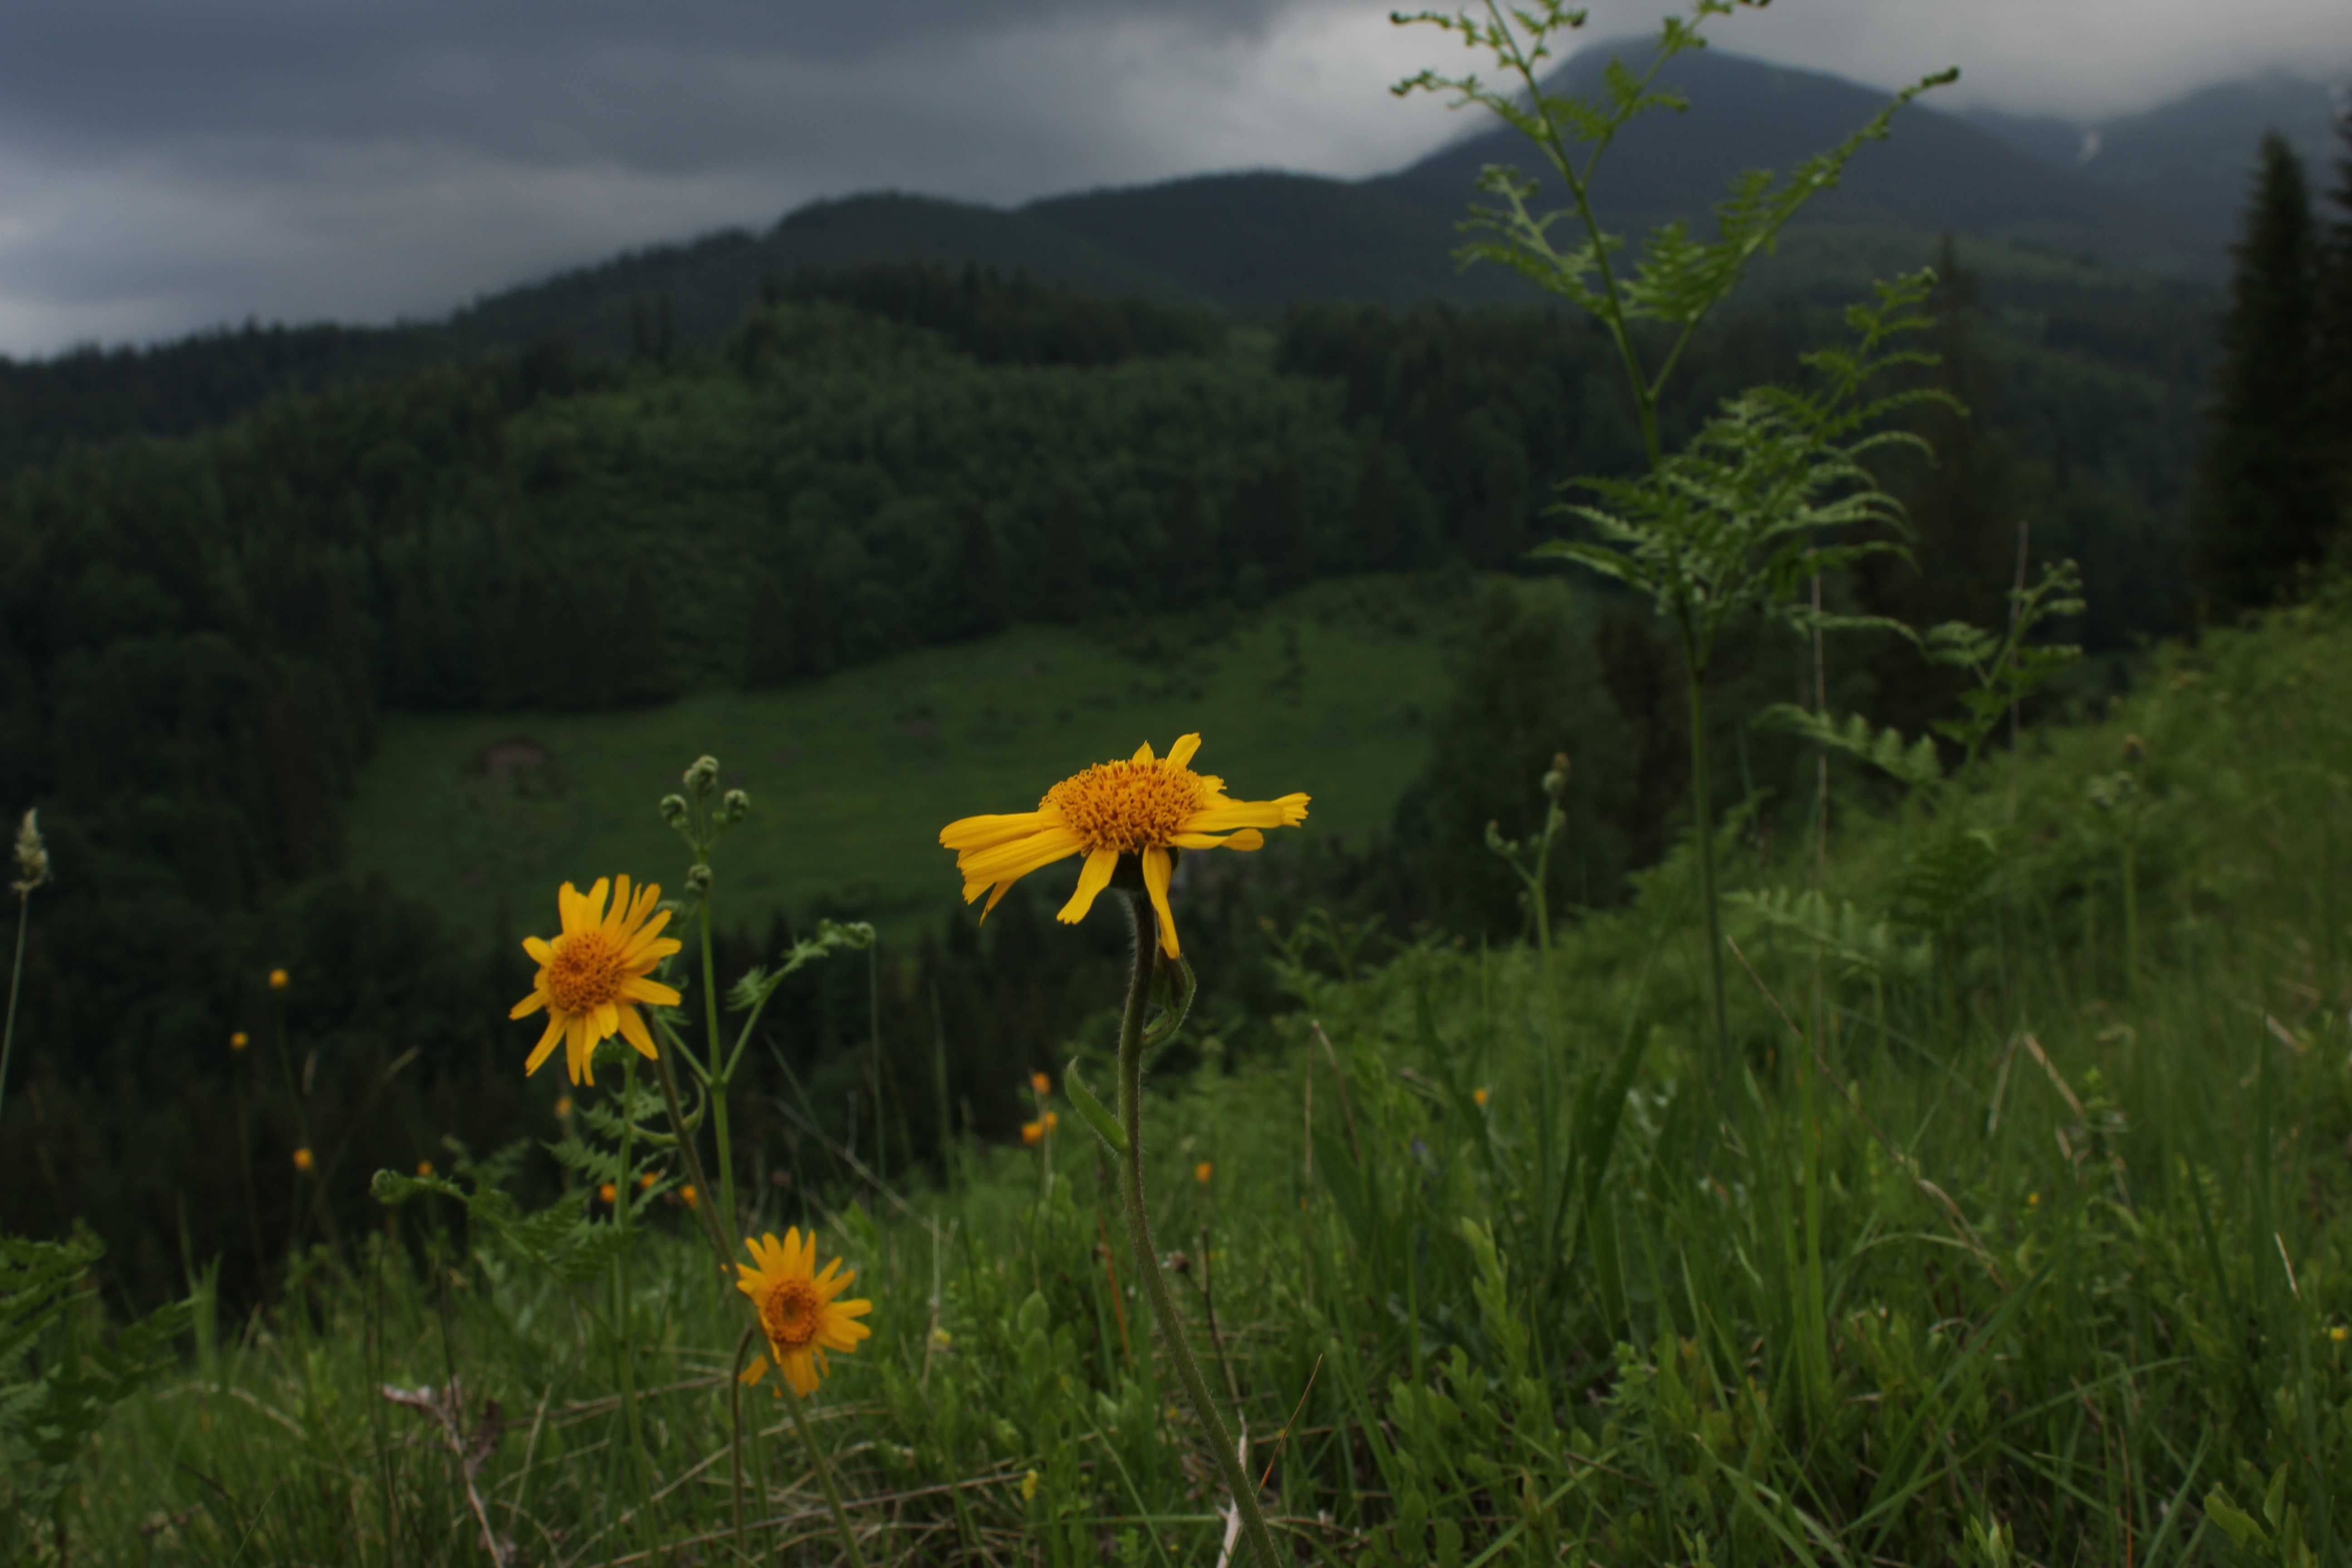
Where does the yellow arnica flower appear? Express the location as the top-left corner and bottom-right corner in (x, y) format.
(268, 968), (290, 992)
(1020, 1120), (1045, 1147)
(1030, 1071), (1052, 1096)
(1194, 1161), (1213, 1186)
(292, 1147), (314, 1173)
(230, 1031), (249, 1052)
(598, 1182), (617, 1205)
(940, 733), (1308, 958)
(736, 1229), (872, 1398)
(416, 1160), (435, 1176)
(1473, 1087), (1490, 1108)
(679, 1183), (699, 1209)
(510, 876), (684, 1085)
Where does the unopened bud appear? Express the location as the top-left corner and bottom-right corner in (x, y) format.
(683, 756), (720, 797)
(658, 793), (690, 826)
(686, 863), (715, 895)
(721, 788), (751, 824)
(11, 809), (49, 895)
(1541, 752), (1571, 801)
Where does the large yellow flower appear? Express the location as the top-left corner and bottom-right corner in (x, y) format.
(510, 876), (683, 1086)
(736, 1228), (873, 1397)
(939, 733), (1307, 958)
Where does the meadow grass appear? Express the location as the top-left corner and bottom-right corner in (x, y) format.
(343, 574), (1467, 941)
(15, 593), (2352, 1567)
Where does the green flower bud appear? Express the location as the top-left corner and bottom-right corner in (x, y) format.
(10, 809), (48, 895)
(721, 788), (751, 824)
(686, 863), (715, 895)
(1540, 752), (1571, 801)
(684, 756), (721, 797)
(658, 793), (690, 826)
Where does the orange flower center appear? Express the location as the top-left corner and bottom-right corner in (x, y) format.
(545, 931), (626, 1015)
(761, 1277), (821, 1350)
(1044, 760), (1207, 855)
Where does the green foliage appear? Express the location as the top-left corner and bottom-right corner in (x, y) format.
(1, 1230), (189, 1550)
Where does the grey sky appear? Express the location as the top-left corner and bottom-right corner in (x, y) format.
(1, 0), (2346, 357)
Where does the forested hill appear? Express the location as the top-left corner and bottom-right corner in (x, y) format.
(0, 40), (2269, 475)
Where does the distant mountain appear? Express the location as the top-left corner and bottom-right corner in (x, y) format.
(1964, 71), (2348, 246)
(447, 191), (1209, 359)
(1375, 40), (2219, 278)
(3, 39), (2257, 466)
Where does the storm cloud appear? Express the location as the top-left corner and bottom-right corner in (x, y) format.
(1, 0), (2346, 355)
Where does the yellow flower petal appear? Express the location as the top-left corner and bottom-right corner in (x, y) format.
(510, 989), (546, 1020)
(1142, 845), (1179, 958)
(1058, 847), (1121, 925)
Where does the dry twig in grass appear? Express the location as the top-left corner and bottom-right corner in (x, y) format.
(382, 1377), (512, 1566)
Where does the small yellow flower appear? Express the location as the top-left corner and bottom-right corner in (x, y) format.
(1194, 1161), (1213, 1186)
(555, 1096), (574, 1119)
(510, 876), (685, 1085)
(2027, 1192), (2041, 1209)
(2332, 1325), (2348, 1344)
(1472, 1087), (1489, 1108)
(928, 1326), (953, 1351)
(1021, 1469), (1040, 1502)
(292, 1147), (314, 1173)
(1030, 1071), (1052, 1096)
(940, 732), (1308, 959)
(598, 1182), (617, 1205)
(268, 968), (290, 992)
(416, 1160), (434, 1176)
(735, 1228), (873, 1398)
(230, 1031), (249, 1052)
(638, 1171), (658, 1190)
(1020, 1120), (1045, 1147)
(679, 1183), (699, 1209)
(1042, 1111), (1058, 1135)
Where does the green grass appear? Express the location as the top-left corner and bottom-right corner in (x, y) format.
(346, 574), (1465, 939)
(17, 591), (2352, 1567)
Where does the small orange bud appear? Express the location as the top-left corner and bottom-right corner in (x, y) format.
(268, 968), (290, 992)
(230, 1031), (249, 1052)
(598, 1182), (617, 1205)
(680, 1184), (699, 1209)
(638, 1171), (657, 1190)
(292, 1147), (314, 1174)
(1042, 1111), (1058, 1135)
(416, 1160), (434, 1177)
(1195, 1161), (1213, 1186)
(1473, 1087), (1490, 1108)
(554, 1096), (574, 1119)
(1020, 1121), (1044, 1147)
(1030, 1071), (1052, 1096)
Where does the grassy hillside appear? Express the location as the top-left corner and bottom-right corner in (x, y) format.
(345, 575), (1469, 938)
(27, 575), (2352, 1566)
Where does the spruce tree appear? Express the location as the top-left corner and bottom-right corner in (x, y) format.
(2318, 111), (2352, 526)
(2193, 132), (2331, 616)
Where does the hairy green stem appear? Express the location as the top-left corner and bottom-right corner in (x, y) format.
(781, 1378), (868, 1568)
(694, 884), (741, 1238)
(1114, 893), (1280, 1568)
(613, 1054), (656, 1553)
(0, 889), (29, 1128)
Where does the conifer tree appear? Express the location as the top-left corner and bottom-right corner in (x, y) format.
(2318, 111), (2352, 524)
(2193, 132), (2332, 615)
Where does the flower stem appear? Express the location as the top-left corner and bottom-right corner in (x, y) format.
(0, 889), (29, 1130)
(1114, 893), (1279, 1568)
(782, 1377), (868, 1568)
(1683, 645), (1732, 1075)
(614, 1054), (656, 1547)
(697, 891), (740, 1236)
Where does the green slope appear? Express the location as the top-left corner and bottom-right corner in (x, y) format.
(344, 575), (1467, 939)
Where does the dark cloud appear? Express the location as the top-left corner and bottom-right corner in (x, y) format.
(0, 0), (2345, 355)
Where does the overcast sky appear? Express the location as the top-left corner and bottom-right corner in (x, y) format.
(2, 0), (2347, 358)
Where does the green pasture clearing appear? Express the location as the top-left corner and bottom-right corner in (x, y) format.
(345, 574), (1470, 938)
